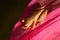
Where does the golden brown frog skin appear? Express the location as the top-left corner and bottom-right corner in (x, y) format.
(21, 6), (48, 30)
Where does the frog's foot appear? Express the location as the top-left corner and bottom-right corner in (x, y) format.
(30, 21), (37, 30)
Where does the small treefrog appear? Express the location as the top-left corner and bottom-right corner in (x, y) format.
(21, 6), (48, 30)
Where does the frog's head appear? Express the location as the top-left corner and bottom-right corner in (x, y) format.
(21, 19), (29, 29)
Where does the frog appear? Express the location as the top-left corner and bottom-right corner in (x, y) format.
(21, 6), (48, 30)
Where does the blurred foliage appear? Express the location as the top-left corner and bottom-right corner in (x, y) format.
(0, 0), (30, 40)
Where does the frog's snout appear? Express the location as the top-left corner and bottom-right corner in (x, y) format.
(21, 25), (28, 29)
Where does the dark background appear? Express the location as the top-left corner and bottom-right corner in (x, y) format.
(0, 0), (30, 40)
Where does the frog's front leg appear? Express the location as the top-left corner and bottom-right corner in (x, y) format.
(30, 20), (37, 30)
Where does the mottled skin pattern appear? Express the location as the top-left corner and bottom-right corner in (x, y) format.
(21, 6), (48, 30)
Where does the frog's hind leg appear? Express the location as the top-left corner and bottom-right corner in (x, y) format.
(38, 10), (48, 24)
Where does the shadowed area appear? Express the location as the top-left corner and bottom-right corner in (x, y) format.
(0, 0), (30, 40)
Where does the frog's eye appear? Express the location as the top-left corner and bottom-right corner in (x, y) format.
(22, 19), (25, 22)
